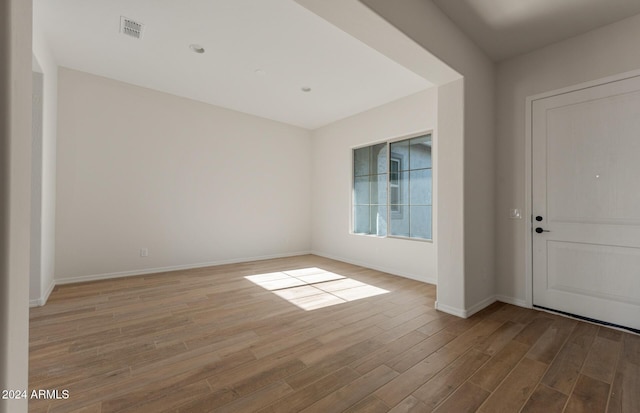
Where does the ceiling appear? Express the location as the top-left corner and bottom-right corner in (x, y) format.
(432, 0), (640, 61)
(33, 0), (432, 130)
(35, 1), (640, 128)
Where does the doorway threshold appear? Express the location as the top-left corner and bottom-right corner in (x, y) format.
(533, 305), (640, 335)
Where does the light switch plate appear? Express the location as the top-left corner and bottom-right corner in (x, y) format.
(509, 208), (522, 219)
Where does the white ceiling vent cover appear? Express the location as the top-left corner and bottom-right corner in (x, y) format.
(120, 16), (144, 39)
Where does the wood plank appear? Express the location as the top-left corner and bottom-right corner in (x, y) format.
(440, 319), (503, 356)
(526, 317), (576, 364)
(175, 388), (237, 413)
(581, 336), (620, 384)
(432, 382), (489, 413)
(473, 320), (524, 356)
(564, 374), (609, 413)
(477, 357), (548, 413)
(388, 396), (428, 413)
(113, 380), (210, 413)
(468, 339), (529, 392)
(374, 348), (459, 407)
(385, 331), (456, 372)
(513, 315), (555, 345)
(342, 395), (389, 413)
(258, 367), (360, 413)
(375, 313), (441, 344)
(511, 307), (543, 325)
(350, 330), (427, 374)
(415, 315), (458, 337)
(520, 383), (568, 413)
(596, 326), (623, 342)
(300, 365), (398, 413)
(541, 322), (598, 394)
(411, 349), (491, 410)
(609, 361), (640, 413)
(620, 332), (640, 365)
(212, 380), (293, 413)
(285, 339), (382, 390)
(206, 341), (313, 395)
(228, 358), (307, 397)
(65, 403), (102, 413)
(98, 368), (217, 413)
(298, 325), (384, 365)
(27, 255), (640, 413)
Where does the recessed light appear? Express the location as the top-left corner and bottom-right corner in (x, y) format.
(189, 44), (205, 54)
(254, 69), (267, 76)
(301, 87), (312, 93)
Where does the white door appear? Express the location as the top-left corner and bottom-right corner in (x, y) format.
(532, 74), (640, 332)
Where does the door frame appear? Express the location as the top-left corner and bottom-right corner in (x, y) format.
(524, 68), (640, 309)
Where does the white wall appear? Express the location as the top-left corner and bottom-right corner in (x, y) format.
(30, 70), (43, 302)
(0, 0), (32, 410)
(496, 13), (640, 304)
(311, 89), (437, 282)
(360, 0), (497, 316)
(434, 78), (466, 312)
(55, 68), (312, 282)
(32, 22), (58, 305)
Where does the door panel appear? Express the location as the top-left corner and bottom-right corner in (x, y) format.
(547, 241), (640, 305)
(532, 75), (640, 331)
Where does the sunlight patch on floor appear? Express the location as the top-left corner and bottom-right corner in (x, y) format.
(245, 267), (389, 310)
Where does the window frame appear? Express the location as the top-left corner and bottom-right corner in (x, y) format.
(389, 155), (403, 216)
(350, 130), (433, 243)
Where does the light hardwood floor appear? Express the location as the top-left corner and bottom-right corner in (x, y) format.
(29, 255), (639, 412)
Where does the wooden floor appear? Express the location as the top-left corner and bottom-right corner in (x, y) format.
(29, 255), (639, 413)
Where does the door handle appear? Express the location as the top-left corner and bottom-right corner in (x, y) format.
(535, 227), (550, 233)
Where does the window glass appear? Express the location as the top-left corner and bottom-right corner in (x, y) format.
(354, 176), (370, 205)
(410, 205), (432, 239)
(353, 206), (370, 234)
(353, 133), (431, 241)
(390, 205), (410, 237)
(410, 135), (432, 169)
(354, 147), (370, 177)
(371, 143), (388, 174)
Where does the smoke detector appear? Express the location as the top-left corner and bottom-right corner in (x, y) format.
(120, 16), (145, 39)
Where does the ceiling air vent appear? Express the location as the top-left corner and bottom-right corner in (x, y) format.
(120, 16), (144, 39)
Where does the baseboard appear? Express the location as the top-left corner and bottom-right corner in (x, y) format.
(495, 295), (529, 308)
(434, 301), (466, 318)
(310, 250), (437, 285)
(29, 278), (56, 307)
(55, 251), (312, 285)
(465, 295), (498, 318)
(435, 295), (498, 319)
(42, 278), (55, 305)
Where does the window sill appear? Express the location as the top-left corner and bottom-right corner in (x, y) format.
(349, 232), (433, 243)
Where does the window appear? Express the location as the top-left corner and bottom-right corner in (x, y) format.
(389, 157), (401, 213)
(353, 143), (388, 237)
(353, 133), (432, 240)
